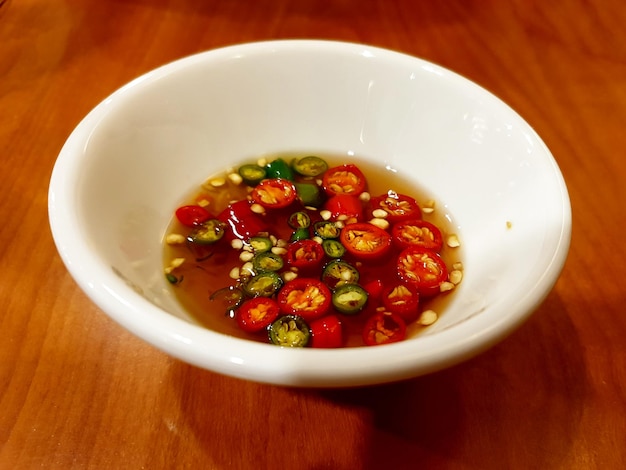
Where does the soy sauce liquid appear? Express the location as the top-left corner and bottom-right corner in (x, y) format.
(164, 154), (462, 347)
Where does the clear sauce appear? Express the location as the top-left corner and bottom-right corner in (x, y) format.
(163, 153), (462, 347)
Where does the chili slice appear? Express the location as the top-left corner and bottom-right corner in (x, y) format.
(292, 156), (328, 177)
(339, 222), (392, 260)
(369, 191), (421, 223)
(187, 219), (226, 245)
(363, 311), (407, 346)
(236, 297), (281, 333)
(252, 252), (284, 272)
(322, 164), (367, 196)
(396, 246), (449, 297)
(238, 164), (267, 186)
(381, 283), (420, 322)
(332, 284), (368, 315)
(243, 272), (283, 297)
(268, 315), (311, 347)
(324, 194), (363, 221)
(277, 278), (332, 321)
(210, 286), (245, 318)
(392, 219), (443, 252)
(309, 315), (344, 348)
(175, 205), (211, 227)
(251, 178), (297, 209)
(321, 259), (359, 289)
(285, 239), (325, 273)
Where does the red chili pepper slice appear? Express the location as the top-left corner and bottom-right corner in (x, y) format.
(236, 297), (281, 333)
(323, 194), (363, 221)
(392, 219), (443, 251)
(285, 239), (325, 273)
(175, 205), (211, 227)
(369, 191), (421, 223)
(277, 278), (332, 321)
(322, 164), (367, 197)
(339, 222), (392, 260)
(363, 311), (407, 346)
(217, 200), (268, 241)
(251, 178), (297, 209)
(309, 315), (344, 348)
(381, 283), (420, 323)
(396, 246), (449, 297)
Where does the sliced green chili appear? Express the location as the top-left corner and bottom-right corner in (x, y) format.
(188, 219), (226, 245)
(314, 221), (341, 239)
(252, 252), (284, 272)
(294, 182), (324, 207)
(322, 259), (360, 289)
(243, 272), (283, 297)
(292, 156), (328, 177)
(249, 236), (273, 253)
(290, 227), (310, 242)
(288, 211), (311, 229)
(265, 158), (294, 181)
(332, 283), (368, 315)
(268, 315), (311, 347)
(322, 239), (346, 258)
(238, 164), (267, 186)
(209, 286), (244, 317)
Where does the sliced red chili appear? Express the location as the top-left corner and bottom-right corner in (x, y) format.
(175, 205), (211, 227)
(322, 164), (367, 197)
(382, 283), (420, 322)
(277, 278), (332, 321)
(339, 222), (392, 260)
(309, 315), (344, 348)
(323, 194), (363, 221)
(396, 246), (449, 297)
(363, 311), (407, 346)
(285, 239), (325, 273)
(369, 191), (421, 223)
(251, 178), (297, 209)
(217, 200), (268, 241)
(392, 219), (443, 251)
(236, 297), (281, 333)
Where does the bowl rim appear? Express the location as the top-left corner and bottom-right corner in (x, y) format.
(48, 39), (572, 387)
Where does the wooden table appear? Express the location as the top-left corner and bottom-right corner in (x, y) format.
(2, 1), (625, 468)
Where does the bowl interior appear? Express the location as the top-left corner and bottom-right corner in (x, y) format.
(49, 41), (571, 387)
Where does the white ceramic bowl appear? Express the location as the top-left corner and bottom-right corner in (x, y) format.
(48, 40), (571, 387)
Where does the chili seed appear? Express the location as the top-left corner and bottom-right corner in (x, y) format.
(449, 270), (463, 285)
(166, 233), (186, 245)
(418, 310), (438, 326)
(446, 234), (461, 248)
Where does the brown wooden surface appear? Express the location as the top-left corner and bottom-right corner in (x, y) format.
(2, 1), (625, 468)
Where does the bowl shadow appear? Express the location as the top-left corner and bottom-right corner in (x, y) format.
(163, 291), (587, 469)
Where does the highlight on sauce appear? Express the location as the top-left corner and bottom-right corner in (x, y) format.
(163, 153), (463, 348)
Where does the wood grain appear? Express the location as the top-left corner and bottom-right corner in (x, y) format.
(2, 0), (626, 468)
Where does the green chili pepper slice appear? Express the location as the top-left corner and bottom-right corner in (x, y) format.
(188, 219), (226, 245)
(209, 286), (244, 317)
(265, 158), (295, 181)
(322, 259), (360, 289)
(268, 315), (311, 347)
(252, 252), (284, 272)
(294, 182), (324, 207)
(290, 227), (310, 242)
(243, 272), (283, 297)
(238, 164), (267, 186)
(322, 239), (346, 258)
(249, 236), (273, 253)
(332, 283), (369, 315)
(288, 211), (311, 229)
(314, 221), (341, 239)
(292, 156), (329, 177)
